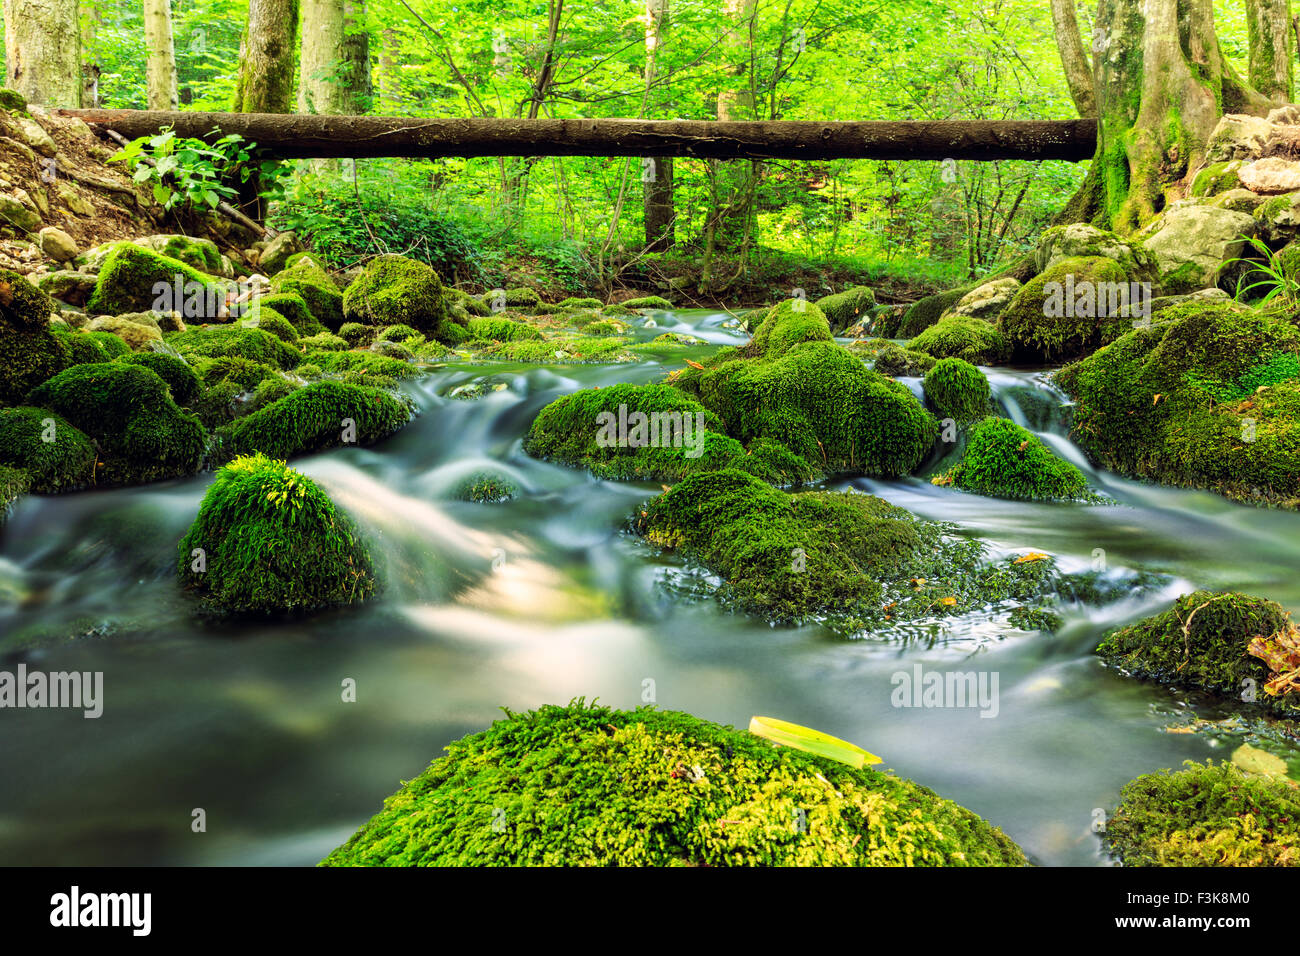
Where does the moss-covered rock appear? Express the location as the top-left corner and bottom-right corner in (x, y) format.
(302, 349), (425, 379)
(114, 351), (201, 406)
(178, 453), (376, 616)
(675, 301), (939, 477)
(269, 255), (344, 331)
(947, 277), (1022, 322)
(907, 315), (1009, 365)
(342, 255), (451, 339)
(466, 316), (543, 342)
(554, 296), (604, 310)
(621, 295), (673, 310)
(1035, 223), (1159, 281)
(1190, 160), (1247, 198)
(213, 380), (413, 462)
(473, 335), (635, 364)
(815, 286), (876, 334)
(892, 285), (975, 338)
(84, 315), (163, 350)
(85, 243), (228, 318)
(52, 327), (132, 365)
(26, 363), (207, 485)
(0, 269), (61, 404)
(922, 358), (990, 423)
(337, 322), (375, 347)
(299, 331), (349, 352)
(1104, 760), (1300, 866)
(525, 382), (817, 484)
(1096, 590), (1296, 713)
(482, 286), (541, 310)
(998, 256), (1141, 363)
(134, 234), (224, 275)
(453, 470), (520, 503)
(167, 326), (300, 370)
(239, 306), (298, 344)
(850, 339), (937, 376)
(376, 323), (419, 343)
(0, 463), (28, 519)
(939, 417), (1088, 501)
(248, 292), (325, 336)
(320, 702), (1027, 867)
(0, 406), (97, 492)
(1055, 302), (1300, 506)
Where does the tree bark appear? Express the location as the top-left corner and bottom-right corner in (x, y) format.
(233, 0), (299, 113)
(144, 0), (179, 111)
(1050, 0), (1097, 117)
(299, 0), (345, 115)
(1246, 0), (1293, 100)
(58, 110), (1098, 161)
(643, 0), (674, 250)
(4, 0), (81, 108)
(79, 1), (101, 107)
(340, 0), (371, 113)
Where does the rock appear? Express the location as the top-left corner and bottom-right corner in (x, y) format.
(86, 243), (229, 318)
(814, 286), (875, 334)
(1036, 223), (1159, 281)
(999, 256), (1141, 362)
(1148, 288), (1233, 316)
(1236, 157), (1300, 194)
(134, 234), (224, 275)
(1266, 105), (1300, 125)
(368, 338), (414, 361)
(17, 186), (47, 218)
(1204, 113), (1274, 162)
(944, 416), (1088, 501)
(0, 193), (41, 231)
(34, 269), (95, 305)
(0, 88), (27, 112)
(1189, 159), (1245, 197)
(14, 116), (56, 157)
(148, 309), (186, 333)
(342, 255), (448, 337)
(1211, 187), (1265, 213)
(269, 254), (344, 331)
(921, 357), (990, 423)
(85, 315), (164, 350)
(907, 314), (1008, 365)
(37, 226), (77, 262)
(55, 181), (94, 217)
(948, 276), (1021, 321)
(257, 231), (301, 275)
(0, 268), (61, 404)
(1142, 204), (1256, 293)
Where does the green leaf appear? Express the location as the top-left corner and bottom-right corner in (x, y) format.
(748, 716), (881, 769)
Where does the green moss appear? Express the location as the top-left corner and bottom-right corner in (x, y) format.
(26, 363), (207, 486)
(621, 295), (673, 310)
(303, 349), (426, 379)
(0, 270), (61, 405)
(1055, 303), (1300, 506)
(943, 417), (1088, 501)
(483, 287), (541, 310)
(555, 296), (604, 310)
(0, 88), (27, 112)
(871, 342), (938, 376)
(815, 286), (876, 334)
(999, 256), (1138, 363)
(922, 358), (990, 423)
(907, 315), (1009, 365)
(320, 702), (1027, 867)
(1096, 590), (1294, 711)
(178, 453), (376, 616)
(894, 286), (975, 338)
(453, 470), (520, 503)
(342, 255), (450, 339)
(213, 380), (413, 462)
(240, 306), (298, 344)
(49, 327), (120, 367)
(0, 463), (28, 519)
(474, 335), (635, 364)
(167, 326), (300, 370)
(1190, 161), (1243, 198)
(0, 406), (96, 492)
(299, 331), (349, 352)
(143, 235), (223, 274)
(337, 322), (375, 347)
(676, 301), (939, 477)
(1104, 761), (1300, 866)
(524, 383), (817, 484)
(114, 351), (201, 405)
(250, 292), (325, 336)
(269, 255), (344, 331)
(465, 316), (543, 342)
(376, 323), (420, 343)
(86, 243), (227, 317)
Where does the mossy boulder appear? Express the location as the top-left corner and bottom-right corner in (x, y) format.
(342, 255), (452, 338)
(85, 243), (228, 318)
(269, 255), (344, 331)
(947, 277), (1022, 322)
(26, 363), (207, 485)
(482, 287), (541, 310)
(178, 453), (377, 616)
(167, 326), (300, 370)
(940, 417), (1088, 501)
(0, 406), (96, 492)
(892, 285), (975, 338)
(1035, 223), (1159, 281)
(114, 351), (201, 406)
(621, 295), (673, 310)
(453, 470), (520, 503)
(852, 339), (937, 376)
(524, 382), (817, 484)
(922, 357), (990, 423)
(320, 702), (1027, 867)
(0, 268), (61, 404)
(1190, 160), (1247, 198)
(907, 315), (1009, 365)
(84, 315), (163, 350)
(1104, 760), (1300, 866)
(1054, 302), (1300, 506)
(213, 380), (413, 462)
(1143, 204), (1257, 294)
(675, 301), (939, 477)
(240, 306), (298, 344)
(1096, 590), (1295, 712)
(815, 286), (876, 334)
(52, 327), (131, 365)
(247, 292), (324, 336)
(337, 322), (375, 347)
(998, 256), (1139, 363)
(303, 349), (424, 379)
(299, 331), (349, 352)
(134, 234), (224, 275)
(466, 316), (543, 342)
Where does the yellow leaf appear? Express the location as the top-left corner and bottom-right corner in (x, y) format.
(1014, 552), (1051, 564)
(749, 716), (881, 769)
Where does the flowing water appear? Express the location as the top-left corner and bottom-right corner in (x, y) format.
(3, 308), (1299, 867)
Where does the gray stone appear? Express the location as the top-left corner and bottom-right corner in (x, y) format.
(1036, 222), (1158, 281)
(949, 276), (1021, 321)
(1205, 113), (1274, 162)
(1143, 205), (1257, 293)
(0, 193), (41, 231)
(258, 231), (301, 275)
(37, 225), (77, 262)
(34, 268), (95, 305)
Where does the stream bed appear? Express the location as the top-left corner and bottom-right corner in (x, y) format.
(2, 308), (1299, 866)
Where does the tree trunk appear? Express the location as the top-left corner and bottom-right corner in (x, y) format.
(643, 0), (674, 251)
(233, 0), (299, 113)
(4, 0), (81, 108)
(144, 0), (179, 111)
(339, 0), (371, 114)
(299, 0), (345, 115)
(60, 110), (1097, 161)
(79, 2), (101, 107)
(1050, 0), (1097, 117)
(378, 26), (400, 111)
(1246, 0), (1292, 100)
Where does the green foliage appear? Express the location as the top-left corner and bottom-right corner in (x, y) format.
(922, 358), (990, 423)
(944, 417), (1087, 501)
(0, 407), (97, 493)
(178, 453), (377, 616)
(321, 702), (1026, 867)
(108, 129), (281, 212)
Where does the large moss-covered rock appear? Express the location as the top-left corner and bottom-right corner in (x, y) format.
(907, 314), (1008, 365)
(999, 256), (1139, 363)
(0, 268), (61, 405)
(320, 702), (1027, 867)
(0, 406), (96, 492)
(1054, 302), (1300, 506)
(166, 325), (300, 370)
(134, 234), (224, 275)
(1105, 761), (1300, 866)
(26, 363), (207, 485)
(524, 382), (816, 484)
(114, 351), (201, 406)
(889, 285), (975, 338)
(85, 243), (228, 318)
(1096, 590), (1295, 713)
(269, 255), (344, 331)
(922, 357), (990, 423)
(815, 286), (876, 334)
(178, 453), (377, 616)
(675, 300), (939, 477)
(247, 292), (325, 336)
(1142, 204), (1256, 293)
(212, 380), (412, 462)
(940, 417), (1088, 502)
(947, 277), (1021, 322)
(342, 255), (458, 340)
(1035, 223), (1158, 281)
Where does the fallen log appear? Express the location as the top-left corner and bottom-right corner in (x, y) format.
(53, 110), (1097, 162)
